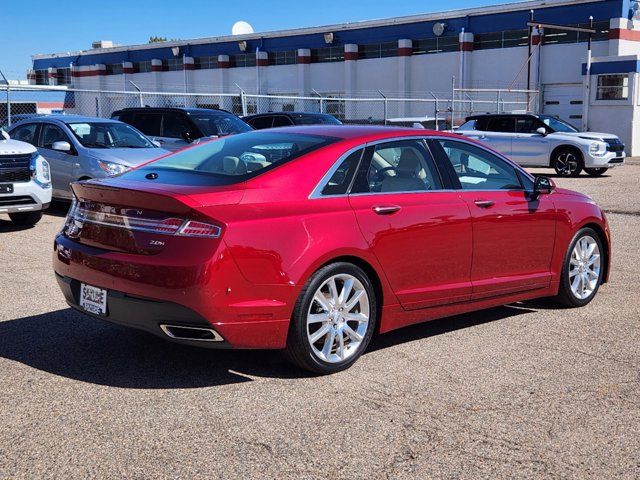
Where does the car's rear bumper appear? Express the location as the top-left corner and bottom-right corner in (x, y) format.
(53, 234), (294, 349)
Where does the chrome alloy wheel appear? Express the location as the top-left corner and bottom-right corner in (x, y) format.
(306, 274), (370, 363)
(555, 151), (580, 176)
(569, 235), (601, 300)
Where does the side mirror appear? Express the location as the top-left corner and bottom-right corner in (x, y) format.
(52, 141), (71, 152)
(536, 127), (547, 136)
(151, 140), (161, 148)
(533, 175), (555, 196)
(1, 129), (9, 141)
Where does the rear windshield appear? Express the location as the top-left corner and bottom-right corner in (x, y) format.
(187, 112), (252, 137)
(131, 131), (337, 183)
(292, 114), (342, 125)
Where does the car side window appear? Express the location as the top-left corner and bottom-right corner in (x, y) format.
(437, 139), (522, 191)
(515, 117), (540, 134)
(320, 148), (363, 195)
(486, 117), (515, 133)
(272, 115), (293, 127)
(131, 113), (162, 137)
(10, 123), (38, 145)
(352, 140), (443, 194)
(162, 112), (193, 139)
(248, 116), (273, 129)
(39, 123), (71, 150)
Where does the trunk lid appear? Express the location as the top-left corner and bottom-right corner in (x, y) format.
(66, 177), (243, 254)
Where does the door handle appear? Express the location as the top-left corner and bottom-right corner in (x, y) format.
(474, 200), (495, 208)
(373, 205), (401, 215)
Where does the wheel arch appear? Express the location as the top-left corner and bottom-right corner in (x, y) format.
(580, 221), (610, 284)
(550, 144), (584, 167)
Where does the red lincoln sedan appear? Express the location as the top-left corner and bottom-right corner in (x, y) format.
(53, 126), (610, 374)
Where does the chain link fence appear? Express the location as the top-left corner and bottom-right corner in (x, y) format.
(0, 83), (539, 131)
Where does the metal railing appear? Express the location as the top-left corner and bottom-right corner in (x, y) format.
(0, 81), (539, 130)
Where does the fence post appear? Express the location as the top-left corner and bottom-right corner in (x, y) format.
(430, 92), (438, 131)
(496, 90), (501, 114)
(5, 85), (10, 128)
(312, 89), (324, 113)
(450, 76), (456, 131)
(378, 90), (388, 125)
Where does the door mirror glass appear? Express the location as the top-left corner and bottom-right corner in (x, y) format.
(533, 175), (554, 195)
(536, 127), (547, 136)
(52, 141), (71, 152)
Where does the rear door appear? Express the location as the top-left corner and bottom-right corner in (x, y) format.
(479, 116), (515, 158)
(127, 112), (163, 146)
(348, 138), (473, 310)
(432, 137), (556, 299)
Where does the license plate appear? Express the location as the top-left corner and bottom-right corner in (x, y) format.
(0, 184), (13, 194)
(79, 283), (107, 316)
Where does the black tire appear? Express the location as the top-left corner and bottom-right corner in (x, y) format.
(554, 227), (605, 308)
(552, 148), (583, 177)
(8, 211), (43, 226)
(285, 262), (377, 374)
(585, 167), (608, 177)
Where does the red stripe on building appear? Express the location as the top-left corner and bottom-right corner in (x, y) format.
(184, 63), (196, 70)
(531, 35), (541, 46)
(344, 52), (358, 61)
(296, 56), (311, 64)
(609, 28), (640, 41)
(123, 67), (134, 74)
(398, 47), (412, 56)
(151, 65), (163, 72)
(460, 42), (474, 51)
(218, 61), (230, 68)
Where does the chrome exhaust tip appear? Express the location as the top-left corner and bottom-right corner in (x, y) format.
(159, 324), (224, 342)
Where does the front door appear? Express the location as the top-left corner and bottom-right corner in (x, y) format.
(38, 123), (76, 198)
(348, 138), (473, 310)
(512, 116), (552, 166)
(432, 138), (556, 299)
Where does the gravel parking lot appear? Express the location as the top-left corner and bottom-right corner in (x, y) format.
(1, 163), (638, 479)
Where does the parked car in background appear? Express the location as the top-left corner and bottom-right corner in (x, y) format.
(0, 113), (47, 130)
(0, 129), (51, 226)
(9, 116), (169, 200)
(54, 126), (610, 374)
(243, 112), (342, 129)
(111, 107), (252, 151)
(457, 113), (625, 177)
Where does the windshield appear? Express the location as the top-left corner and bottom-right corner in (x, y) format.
(536, 115), (578, 133)
(132, 131), (337, 182)
(188, 112), (252, 137)
(68, 122), (154, 148)
(292, 114), (342, 125)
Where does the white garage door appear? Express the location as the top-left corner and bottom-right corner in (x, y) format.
(542, 83), (584, 128)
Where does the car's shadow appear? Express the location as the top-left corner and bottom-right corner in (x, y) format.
(0, 303), (539, 388)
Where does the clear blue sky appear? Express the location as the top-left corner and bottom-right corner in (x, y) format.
(2, 0), (497, 78)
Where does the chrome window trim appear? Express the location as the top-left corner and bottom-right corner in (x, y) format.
(309, 134), (533, 200)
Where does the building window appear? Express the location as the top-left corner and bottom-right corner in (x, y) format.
(229, 53), (256, 68)
(194, 56), (218, 69)
(55, 68), (71, 85)
(413, 35), (459, 55)
(544, 20), (610, 45)
(162, 58), (184, 71)
(268, 51), (297, 65)
(35, 70), (48, 85)
(358, 41), (397, 59)
(105, 63), (123, 75)
(132, 61), (152, 73)
(310, 46), (344, 63)
(596, 74), (629, 100)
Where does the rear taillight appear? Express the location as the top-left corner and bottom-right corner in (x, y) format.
(64, 201), (222, 239)
(178, 220), (222, 238)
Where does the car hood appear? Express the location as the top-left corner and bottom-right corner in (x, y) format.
(87, 147), (170, 166)
(0, 138), (37, 155)
(550, 131), (619, 141)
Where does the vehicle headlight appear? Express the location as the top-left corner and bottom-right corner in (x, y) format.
(97, 160), (129, 176)
(29, 152), (52, 188)
(589, 142), (607, 157)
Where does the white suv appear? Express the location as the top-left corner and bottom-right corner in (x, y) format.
(457, 114), (625, 177)
(0, 130), (52, 226)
